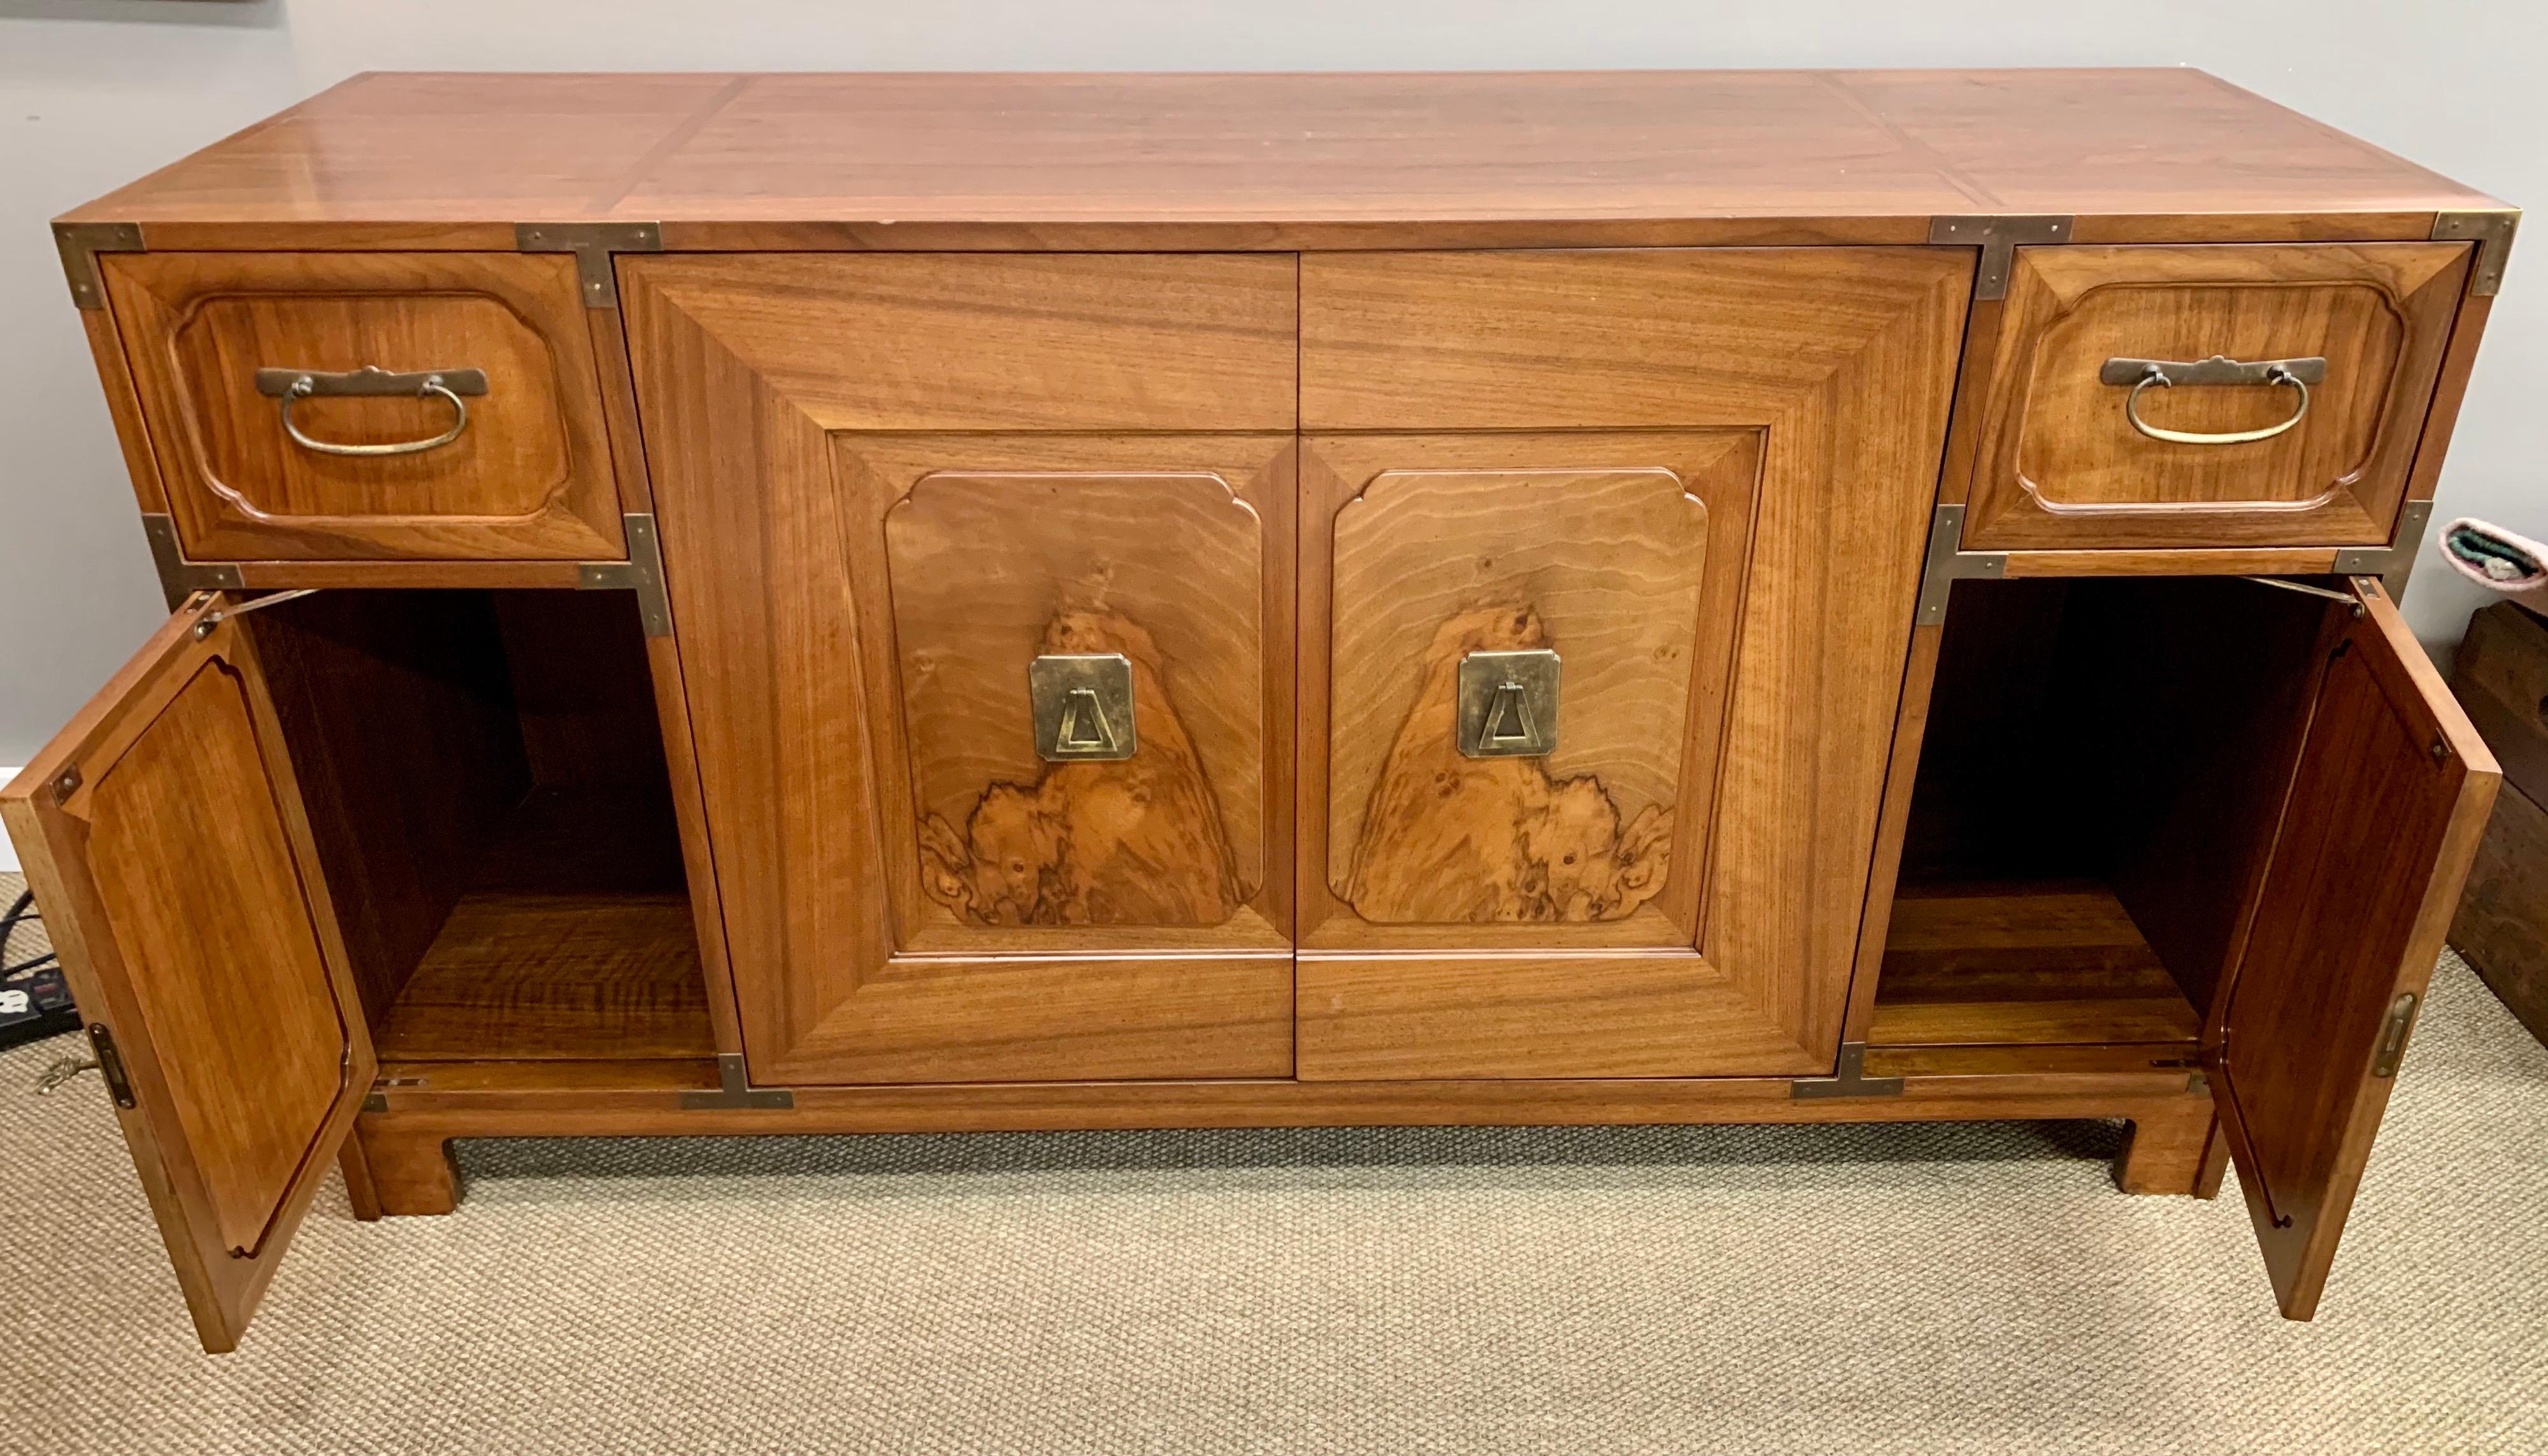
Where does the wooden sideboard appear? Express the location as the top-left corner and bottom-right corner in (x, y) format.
(2, 70), (2512, 1351)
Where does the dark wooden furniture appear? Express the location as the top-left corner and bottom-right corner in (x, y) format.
(4, 69), (2510, 1351)
(2449, 603), (2548, 1044)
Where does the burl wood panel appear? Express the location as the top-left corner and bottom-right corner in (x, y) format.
(0, 598), (373, 1352)
(1320, 443), (1740, 935)
(1296, 249), (1971, 1080)
(102, 252), (624, 560)
(622, 255), (1296, 1086)
(1963, 243), (2470, 550)
(2212, 582), (2498, 1320)
(884, 470), (1263, 930)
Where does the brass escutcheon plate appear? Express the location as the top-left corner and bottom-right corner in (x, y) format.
(1456, 648), (1561, 758)
(1028, 653), (1138, 762)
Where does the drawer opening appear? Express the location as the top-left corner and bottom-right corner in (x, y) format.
(1873, 575), (2340, 1053)
(245, 588), (715, 1063)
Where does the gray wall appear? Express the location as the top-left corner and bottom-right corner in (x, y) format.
(2, 0), (2540, 763)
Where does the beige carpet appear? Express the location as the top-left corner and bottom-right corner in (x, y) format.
(1, 869), (2544, 1455)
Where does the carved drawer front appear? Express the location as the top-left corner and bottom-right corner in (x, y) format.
(1962, 243), (2472, 552)
(1296, 247), (1972, 1079)
(103, 252), (624, 561)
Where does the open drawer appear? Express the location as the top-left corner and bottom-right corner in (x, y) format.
(1961, 243), (2472, 552)
(101, 252), (626, 562)
(0, 585), (714, 1351)
(1875, 571), (2497, 1317)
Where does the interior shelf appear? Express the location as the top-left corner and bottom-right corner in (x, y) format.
(1868, 880), (2200, 1048)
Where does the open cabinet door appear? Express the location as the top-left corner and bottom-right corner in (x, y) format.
(2210, 576), (2499, 1320)
(0, 592), (374, 1352)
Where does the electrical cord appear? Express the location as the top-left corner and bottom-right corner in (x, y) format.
(3, 889), (58, 978)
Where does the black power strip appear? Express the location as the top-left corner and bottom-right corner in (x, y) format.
(1, 889), (76, 1052)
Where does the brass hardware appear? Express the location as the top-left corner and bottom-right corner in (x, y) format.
(194, 589), (320, 640)
(680, 1053), (794, 1110)
(1914, 503), (2007, 626)
(87, 1025), (137, 1109)
(255, 366), (487, 458)
(50, 766), (82, 804)
(1456, 649), (1562, 758)
(2103, 355), (2322, 447)
(576, 513), (673, 637)
(1928, 215), (2072, 301)
(1791, 1042), (1906, 1100)
(2332, 500), (2435, 600)
(516, 222), (663, 307)
(2432, 209), (2519, 296)
(52, 221), (141, 310)
(140, 515), (243, 610)
(2238, 576), (2365, 612)
(1029, 654), (1138, 762)
(2371, 992), (2420, 1078)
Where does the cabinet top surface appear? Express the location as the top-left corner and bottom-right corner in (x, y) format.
(62, 69), (2504, 247)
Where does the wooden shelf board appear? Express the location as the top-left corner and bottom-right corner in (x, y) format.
(1869, 881), (2202, 1048)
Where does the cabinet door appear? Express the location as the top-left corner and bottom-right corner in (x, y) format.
(1297, 248), (1973, 1078)
(0, 594), (373, 1352)
(622, 253), (1298, 1085)
(2210, 578), (2498, 1318)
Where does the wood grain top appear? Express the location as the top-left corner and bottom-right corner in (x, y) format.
(63, 69), (2504, 250)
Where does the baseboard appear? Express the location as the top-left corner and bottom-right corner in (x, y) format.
(0, 771), (20, 872)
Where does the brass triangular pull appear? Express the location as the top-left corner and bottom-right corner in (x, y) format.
(1055, 687), (1115, 752)
(1476, 680), (1537, 752)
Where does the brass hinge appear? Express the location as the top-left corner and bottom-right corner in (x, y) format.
(576, 513), (671, 636)
(361, 1075), (427, 1113)
(86, 1024), (138, 1109)
(2433, 209), (2519, 296)
(2330, 499), (2434, 601)
(139, 515), (243, 610)
(1791, 1042), (1906, 1100)
(53, 222), (141, 310)
(1915, 503), (2007, 625)
(516, 222), (662, 308)
(681, 1053), (794, 1110)
(1929, 215), (2072, 301)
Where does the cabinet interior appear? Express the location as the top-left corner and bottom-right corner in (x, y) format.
(247, 589), (714, 1063)
(1876, 575), (2340, 1053)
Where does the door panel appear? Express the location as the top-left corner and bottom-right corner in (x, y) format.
(623, 255), (1296, 1086)
(2210, 578), (2498, 1319)
(1296, 249), (1974, 1080)
(0, 594), (372, 1352)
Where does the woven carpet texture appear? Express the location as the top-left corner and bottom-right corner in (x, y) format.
(1, 870), (2543, 1454)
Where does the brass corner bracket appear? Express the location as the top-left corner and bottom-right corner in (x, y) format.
(516, 222), (663, 308)
(1792, 1043), (1905, 1100)
(140, 515), (243, 609)
(575, 513), (671, 636)
(1914, 503), (2007, 625)
(1929, 215), (2073, 301)
(2331, 499), (2435, 601)
(680, 1053), (794, 1110)
(2433, 210), (2518, 296)
(54, 222), (142, 310)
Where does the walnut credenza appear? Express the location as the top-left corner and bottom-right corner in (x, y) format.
(4, 70), (2514, 1351)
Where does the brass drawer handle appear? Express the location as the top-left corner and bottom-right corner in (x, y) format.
(254, 366), (489, 458)
(2101, 355), (2325, 447)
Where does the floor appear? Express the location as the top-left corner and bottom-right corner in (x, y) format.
(1, 870), (2544, 1455)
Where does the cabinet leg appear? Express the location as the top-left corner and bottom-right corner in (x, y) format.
(338, 1136), (383, 1222)
(2114, 1099), (2219, 1195)
(351, 1122), (463, 1216)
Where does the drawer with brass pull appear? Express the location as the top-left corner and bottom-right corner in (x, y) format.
(101, 252), (625, 561)
(1959, 243), (2472, 552)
